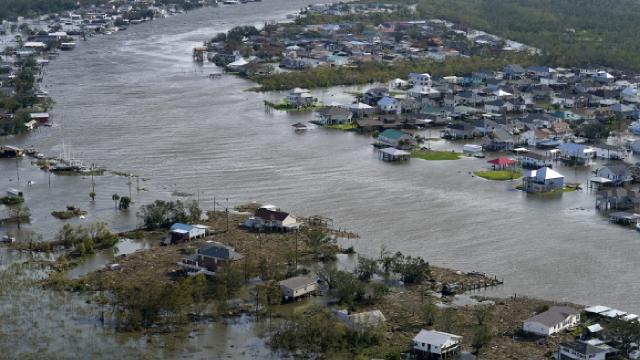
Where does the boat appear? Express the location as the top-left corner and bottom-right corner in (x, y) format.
(292, 122), (308, 131)
(60, 42), (77, 51)
(223, 0), (240, 4)
(636, 222), (640, 232)
(1, 235), (16, 243)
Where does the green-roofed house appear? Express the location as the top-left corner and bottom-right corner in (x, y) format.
(377, 129), (415, 149)
(553, 110), (582, 122)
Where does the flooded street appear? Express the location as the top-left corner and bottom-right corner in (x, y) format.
(0, 0), (639, 351)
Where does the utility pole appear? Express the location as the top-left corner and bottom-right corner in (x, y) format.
(127, 176), (132, 199)
(15, 157), (20, 184)
(225, 198), (229, 232)
(295, 229), (298, 270)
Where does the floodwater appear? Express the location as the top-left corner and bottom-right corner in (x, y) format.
(0, 0), (639, 355)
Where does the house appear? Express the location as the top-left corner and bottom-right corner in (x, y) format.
(333, 309), (386, 329)
(591, 143), (627, 160)
(558, 341), (617, 360)
(244, 205), (298, 231)
(286, 88), (316, 107)
(349, 102), (375, 118)
(520, 152), (552, 169)
(483, 127), (516, 151)
(522, 167), (565, 193)
(408, 72), (432, 87)
(442, 123), (476, 140)
(377, 96), (401, 114)
(504, 64), (525, 79)
(523, 306), (580, 336)
(559, 143), (595, 165)
(376, 129), (414, 149)
(595, 164), (632, 185)
(29, 112), (49, 123)
(169, 223), (208, 243)
(177, 242), (244, 276)
(363, 87), (389, 106)
(412, 329), (462, 358)
(316, 106), (353, 125)
(278, 275), (317, 301)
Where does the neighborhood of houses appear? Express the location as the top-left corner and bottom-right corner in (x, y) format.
(206, 2), (538, 77)
(0, 0), (215, 134)
(156, 201), (640, 359)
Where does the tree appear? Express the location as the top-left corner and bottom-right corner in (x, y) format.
(474, 306), (493, 326)
(355, 256), (378, 281)
(119, 196), (131, 210)
(89, 191), (96, 201)
(8, 204), (30, 229)
(472, 325), (493, 356)
(422, 301), (438, 327)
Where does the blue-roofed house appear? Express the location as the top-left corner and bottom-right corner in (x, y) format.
(170, 223), (208, 244)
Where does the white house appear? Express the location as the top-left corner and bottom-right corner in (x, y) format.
(520, 152), (553, 169)
(316, 106), (353, 125)
(591, 143), (627, 160)
(412, 329), (462, 357)
(286, 88), (316, 107)
(388, 78), (409, 89)
(595, 164), (632, 184)
(522, 167), (565, 193)
(377, 96), (400, 114)
(169, 223), (208, 243)
(244, 206), (299, 231)
(408, 72), (432, 87)
(278, 275), (317, 300)
(559, 143), (595, 165)
(558, 341), (613, 360)
(523, 306), (580, 336)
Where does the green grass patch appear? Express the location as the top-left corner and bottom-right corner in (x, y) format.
(411, 149), (461, 161)
(324, 123), (357, 131)
(0, 196), (24, 206)
(272, 100), (321, 112)
(474, 170), (522, 181)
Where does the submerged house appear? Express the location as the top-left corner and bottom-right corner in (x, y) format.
(286, 88), (316, 107)
(520, 152), (553, 169)
(594, 164), (632, 186)
(522, 167), (565, 193)
(376, 129), (415, 149)
(316, 106), (353, 125)
(559, 143), (595, 165)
